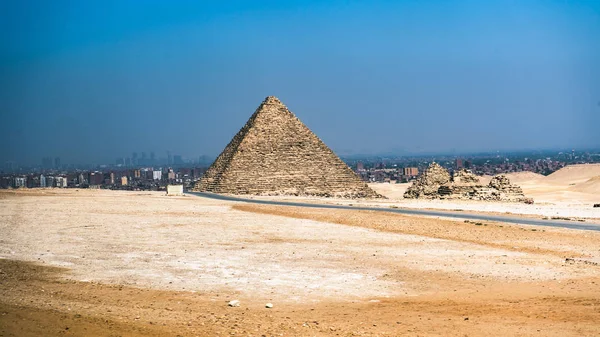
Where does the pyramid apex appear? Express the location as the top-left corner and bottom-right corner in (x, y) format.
(263, 96), (283, 105)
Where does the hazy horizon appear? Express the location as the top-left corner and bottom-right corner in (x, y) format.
(2, 1), (599, 165)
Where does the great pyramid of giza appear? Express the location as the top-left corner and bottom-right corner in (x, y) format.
(193, 96), (382, 198)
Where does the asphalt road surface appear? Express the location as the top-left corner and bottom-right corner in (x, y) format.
(189, 192), (600, 232)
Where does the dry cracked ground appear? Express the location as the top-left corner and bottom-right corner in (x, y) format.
(1, 189), (599, 336)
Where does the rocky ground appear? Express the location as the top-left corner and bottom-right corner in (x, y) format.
(1, 189), (600, 336)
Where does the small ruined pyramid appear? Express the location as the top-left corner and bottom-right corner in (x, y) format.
(194, 96), (382, 199)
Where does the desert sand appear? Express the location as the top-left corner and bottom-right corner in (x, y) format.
(1, 188), (600, 336)
(515, 164), (600, 204)
(545, 163), (600, 184)
(502, 171), (546, 184)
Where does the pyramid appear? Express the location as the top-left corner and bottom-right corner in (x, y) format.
(193, 96), (383, 199)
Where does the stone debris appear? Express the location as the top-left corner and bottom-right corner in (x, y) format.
(193, 96), (383, 199)
(452, 169), (480, 184)
(404, 164), (531, 203)
(484, 175), (530, 202)
(403, 162), (451, 199)
(565, 258), (600, 266)
(228, 300), (240, 307)
(265, 303), (273, 308)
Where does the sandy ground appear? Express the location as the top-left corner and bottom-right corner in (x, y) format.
(1, 188), (600, 336)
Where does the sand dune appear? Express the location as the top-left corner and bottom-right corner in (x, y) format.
(545, 163), (600, 184)
(499, 164), (600, 186)
(501, 171), (545, 184)
(368, 182), (410, 199)
(490, 165), (600, 206)
(570, 175), (600, 194)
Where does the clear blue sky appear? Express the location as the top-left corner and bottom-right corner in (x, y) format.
(1, 0), (599, 165)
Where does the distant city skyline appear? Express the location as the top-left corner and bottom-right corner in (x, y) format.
(31, 151), (210, 167)
(2, 1), (599, 165)
(3, 146), (596, 170)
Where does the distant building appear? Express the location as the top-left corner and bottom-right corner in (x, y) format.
(179, 168), (191, 179)
(0, 177), (10, 189)
(27, 175), (38, 188)
(109, 172), (115, 185)
(46, 176), (55, 187)
(89, 172), (103, 186)
(54, 157), (61, 169)
(78, 173), (88, 185)
(152, 170), (162, 180)
(121, 176), (128, 186)
(66, 173), (78, 186)
(403, 167), (419, 176)
(142, 169), (153, 180)
(40, 174), (46, 188)
(193, 168), (204, 178)
(167, 169), (176, 180)
(455, 158), (464, 169)
(13, 177), (26, 188)
(56, 176), (67, 188)
(357, 162), (365, 171)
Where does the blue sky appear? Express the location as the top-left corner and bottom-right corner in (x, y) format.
(1, 0), (599, 165)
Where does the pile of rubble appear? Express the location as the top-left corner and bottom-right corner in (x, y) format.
(452, 169), (480, 184)
(402, 162), (450, 199)
(471, 175), (532, 203)
(404, 163), (532, 203)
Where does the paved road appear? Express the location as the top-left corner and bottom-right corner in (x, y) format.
(188, 192), (600, 232)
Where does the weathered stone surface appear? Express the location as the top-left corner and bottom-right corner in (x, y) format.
(437, 184), (480, 198)
(193, 96), (383, 199)
(489, 175), (521, 192)
(452, 169), (480, 184)
(403, 162), (451, 199)
(405, 166), (531, 203)
(483, 175), (528, 202)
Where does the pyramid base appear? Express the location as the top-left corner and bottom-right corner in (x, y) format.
(194, 187), (385, 199)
